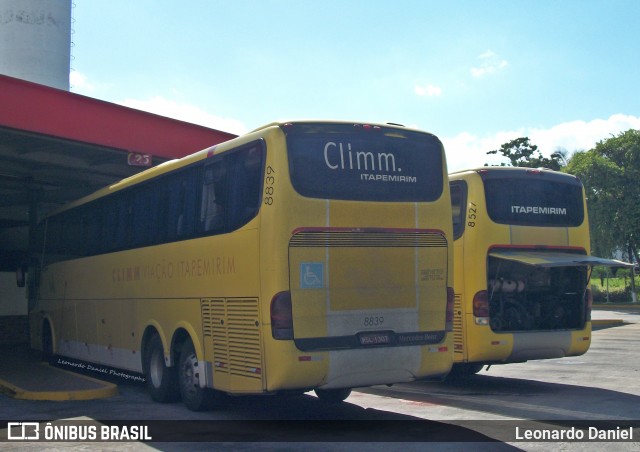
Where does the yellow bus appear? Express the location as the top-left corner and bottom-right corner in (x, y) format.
(449, 167), (628, 376)
(28, 120), (454, 410)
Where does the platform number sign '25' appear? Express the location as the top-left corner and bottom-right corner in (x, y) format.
(127, 153), (152, 167)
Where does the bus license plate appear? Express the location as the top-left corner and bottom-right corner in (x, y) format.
(359, 332), (391, 346)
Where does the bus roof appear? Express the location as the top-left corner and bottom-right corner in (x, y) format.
(250, 120), (436, 136)
(47, 120), (443, 218)
(450, 166), (580, 184)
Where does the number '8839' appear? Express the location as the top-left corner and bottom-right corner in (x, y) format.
(364, 316), (384, 327)
(264, 166), (275, 205)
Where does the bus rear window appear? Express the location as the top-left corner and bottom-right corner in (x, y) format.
(483, 177), (584, 227)
(285, 123), (444, 202)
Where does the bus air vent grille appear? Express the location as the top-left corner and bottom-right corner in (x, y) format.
(289, 230), (447, 248)
(453, 294), (464, 352)
(201, 298), (263, 380)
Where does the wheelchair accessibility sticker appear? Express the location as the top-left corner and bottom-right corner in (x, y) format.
(300, 262), (324, 289)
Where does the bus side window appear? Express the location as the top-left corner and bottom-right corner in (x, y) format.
(169, 167), (198, 239)
(176, 180), (188, 237)
(226, 146), (263, 230)
(62, 210), (82, 259)
(86, 202), (106, 255)
(199, 143), (265, 235)
(165, 176), (186, 239)
(130, 184), (159, 247)
(450, 180), (467, 240)
(200, 162), (226, 234)
(44, 216), (62, 265)
(116, 194), (130, 250)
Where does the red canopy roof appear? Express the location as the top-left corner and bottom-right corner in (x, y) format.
(0, 74), (236, 158)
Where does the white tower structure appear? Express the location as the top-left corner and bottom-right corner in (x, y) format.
(0, 0), (72, 90)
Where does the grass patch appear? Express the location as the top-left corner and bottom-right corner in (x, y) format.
(590, 273), (639, 303)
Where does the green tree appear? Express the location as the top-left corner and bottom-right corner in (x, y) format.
(564, 129), (640, 262)
(486, 137), (563, 170)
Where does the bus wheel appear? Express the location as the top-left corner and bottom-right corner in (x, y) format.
(314, 388), (352, 403)
(178, 339), (214, 411)
(447, 363), (484, 379)
(144, 334), (179, 403)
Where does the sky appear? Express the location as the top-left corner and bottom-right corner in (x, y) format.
(68, 0), (640, 171)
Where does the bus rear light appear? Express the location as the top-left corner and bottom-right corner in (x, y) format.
(270, 291), (294, 340)
(429, 346), (449, 353)
(298, 355), (323, 362)
(445, 287), (455, 332)
(473, 290), (490, 318)
(353, 124), (382, 131)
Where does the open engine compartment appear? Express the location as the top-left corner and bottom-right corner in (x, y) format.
(487, 256), (589, 332)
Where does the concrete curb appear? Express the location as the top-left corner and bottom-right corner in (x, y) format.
(591, 319), (625, 327)
(0, 362), (118, 401)
(593, 303), (640, 309)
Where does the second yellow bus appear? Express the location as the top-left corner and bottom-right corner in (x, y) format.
(449, 167), (628, 376)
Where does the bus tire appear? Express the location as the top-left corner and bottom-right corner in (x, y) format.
(314, 388), (352, 403)
(178, 339), (214, 411)
(144, 334), (180, 403)
(447, 363), (484, 379)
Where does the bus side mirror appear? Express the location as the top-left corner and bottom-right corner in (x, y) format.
(16, 263), (27, 288)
